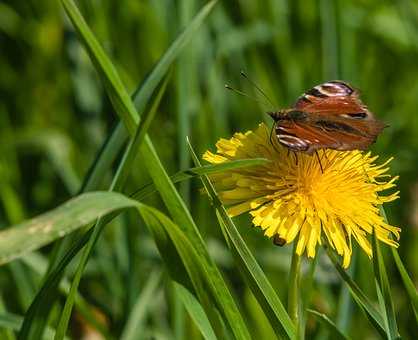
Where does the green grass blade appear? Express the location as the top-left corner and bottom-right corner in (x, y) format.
(187, 139), (295, 339)
(132, 1), (218, 113)
(391, 248), (418, 322)
(139, 137), (251, 340)
(53, 1), (249, 338)
(0, 192), (139, 266)
(132, 158), (270, 200)
(326, 248), (386, 337)
(380, 207), (418, 322)
(371, 231), (400, 339)
(137, 205), (222, 338)
(307, 309), (351, 340)
(23, 0), (218, 335)
(174, 283), (217, 340)
(120, 271), (162, 340)
(54, 76), (169, 340)
(33, 0), (217, 329)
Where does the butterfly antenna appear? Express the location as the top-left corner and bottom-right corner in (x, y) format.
(240, 71), (276, 108)
(269, 122), (281, 154)
(225, 85), (270, 106)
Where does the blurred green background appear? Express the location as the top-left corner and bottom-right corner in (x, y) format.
(0, 0), (417, 339)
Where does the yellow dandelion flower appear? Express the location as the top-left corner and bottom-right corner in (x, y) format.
(203, 123), (400, 268)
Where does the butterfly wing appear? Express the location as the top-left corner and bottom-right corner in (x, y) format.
(275, 81), (385, 153)
(275, 117), (384, 154)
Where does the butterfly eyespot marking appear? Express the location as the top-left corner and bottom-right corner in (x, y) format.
(343, 112), (368, 119)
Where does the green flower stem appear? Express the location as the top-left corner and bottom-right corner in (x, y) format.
(288, 242), (302, 329)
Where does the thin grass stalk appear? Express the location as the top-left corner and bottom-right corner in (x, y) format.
(288, 242), (302, 332)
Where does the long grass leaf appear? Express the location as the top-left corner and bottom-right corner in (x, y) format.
(53, 76), (169, 340)
(0, 192), (138, 265)
(380, 207), (418, 322)
(21, 1), (218, 339)
(187, 139), (295, 339)
(371, 231), (400, 339)
(137, 205), (222, 338)
(62, 1), (249, 337)
(132, 158), (270, 200)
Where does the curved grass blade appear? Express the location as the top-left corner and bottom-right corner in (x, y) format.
(22, 1), (218, 339)
(63, 0), (249, 336)
(307, 309), (351, 340)
(0, 191), (220, 339)
(174, 283), (217, 340)
(326, 247), (386, 337)
(0, 192), (139, 266)
(49, 1), (250, 338)
(138, 206), (221, 337)
(371, 230), (400, 339)
(139, 138), (251, 340)
(132, 158), (270, 200)
(187, 139), (295, 339)
(53, 75), (170, 340)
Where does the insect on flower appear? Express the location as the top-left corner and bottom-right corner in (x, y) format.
(203, 124), (400, 268)
(268, 81), (386, 155)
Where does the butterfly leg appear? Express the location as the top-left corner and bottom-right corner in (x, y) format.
(315, 150), (324, 173)
(269, 122), (281, 153)
(293, 151), (299, 166)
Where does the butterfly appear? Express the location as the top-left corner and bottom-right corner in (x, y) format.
(268, 81), (386, 155)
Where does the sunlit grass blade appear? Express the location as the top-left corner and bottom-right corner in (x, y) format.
(307, 309), (351, 340)
(64, 0), (249, 335)
(326, 247), (386, 337)
(53, 0), (249, 338)
(187, 139), (295, 339)
(371, 231), (400, 339)
(120, 271), (162, 340)
(22, 1), (217, 338)
(53, 76), (170, 340)
(132, 158), (270, 200)
(174, 283), (217, 340)
(139, 138), (251, 339)
(4, 190), (220, 338)
(0, 192), (140, 266)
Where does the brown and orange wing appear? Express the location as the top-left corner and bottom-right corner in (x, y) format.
(275, 80), (385, 153)
(275, 117), (383, 154)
